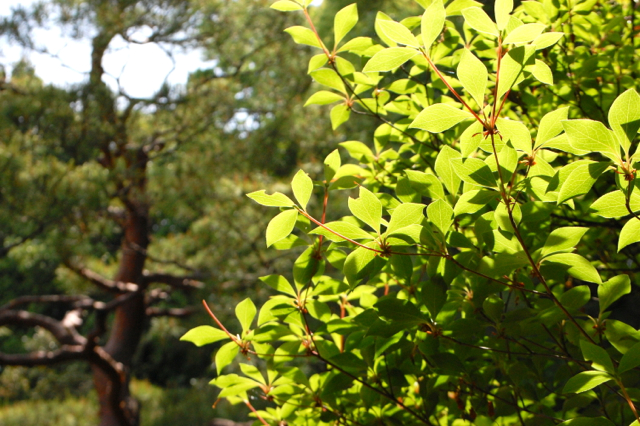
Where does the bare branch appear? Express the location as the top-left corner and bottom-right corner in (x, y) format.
(0, 345), (86, 366)
(76, 267), (139, 293)
(141, 270), (204, 290)
(145, 307), (195, 318)
(0, 294), (90, 311)
(0, 310), (85, 346)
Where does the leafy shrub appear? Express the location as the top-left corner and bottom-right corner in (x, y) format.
(184, 0), (640, 425)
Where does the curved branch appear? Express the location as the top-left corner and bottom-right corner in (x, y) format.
(76, 266), (139, 293)
(0, 309), (85, 346)
(141, 270), (204, 290)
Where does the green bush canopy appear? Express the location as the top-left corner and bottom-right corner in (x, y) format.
(183, 0), (640, 425)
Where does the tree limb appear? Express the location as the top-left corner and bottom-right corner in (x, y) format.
(76, 266), (139, 293)
(145, 307), (195, 318)
(141, 270), (204, 290)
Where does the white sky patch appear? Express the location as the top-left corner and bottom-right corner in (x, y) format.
(0, 0), (215, 98)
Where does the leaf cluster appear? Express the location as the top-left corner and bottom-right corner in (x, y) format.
(183, 0), (640, 425)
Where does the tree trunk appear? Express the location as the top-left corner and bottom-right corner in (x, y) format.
(93, 199), (149, 426)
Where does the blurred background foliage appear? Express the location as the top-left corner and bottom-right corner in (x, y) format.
(0, 0), (403, 424)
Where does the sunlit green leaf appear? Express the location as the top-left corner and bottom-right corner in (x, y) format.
(495, 0), (513, 30)
(334, 3), (359, 46)
(284, 26), (323, 49)
(422, 0), (446, 50)
(377, 19), (420, 47)
(270, 1), (303, 12)
(457, 49), (488, 108)
(236, 298), (257, 334)
(563, 371), (613, 394)
(266, 209), (299, 247)
(247, 190), (296, 207)
(362, 47), (419, 73)
(503, 23), (546, 44)
(349, 186), (383, 234)
(410, 103), (474, 133)
(180, 326), (229, 347)
(292, 170), (313, 210)
(618, 218), (640, 252)
(599, 274), (631, 313)
(543, 253), (602, 284)
(216, 341), (240, 375)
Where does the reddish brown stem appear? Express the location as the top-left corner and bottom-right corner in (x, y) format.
(422, 52), (485, 125)
(202, 300), (236, 342)
(244, 399), (270, 426)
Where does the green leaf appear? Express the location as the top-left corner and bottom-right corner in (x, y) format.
(446, 0), (483, 15)
(494, 201), (520, 232)
(404, 171), (445, 200)
(293, 246), (321, 288)
(308, 54), (328, 72)
(349, 186), (383, 234)
(461, 7), (499, 37)
(334, 3), (358, 46)
(608, 88), (640, 153)
(461, 121), (484, 157)
(377, 19), (420, 47)
(340, 141), (374, 162)
(180, 326), (229, 347)
(236, 298), (257, 334)
(309, 221), (374, 242)
(343, 245), (378, 287)
(284, 26), (323, 49)
(247, 190), (295, 207)
(457, 49), (488, 108)
(386, 203), (425, 235)
(427, 199), (453, 236)
(495, 0), (513, 30)
(270, 1), (303, 12)
(310, 69), (346, 94)
(618, 219), (640, 252)
(304, 91), (344, 106)
(533, 31), (564, 49)
(503, 23), (546, 44)
(532, 59), (553, 85)
(338, 36), (376, 53)
(216, 341), (240, 375)
(619, 341), (640, 373)
(558, 417), (615, 426)
(450, 158), (497, 188)
(605, 319), (640, 354)
(266, 209), (299, 247)
(563, 371), (613, 394)
(421, 0), (446, 50)
(324, 149), (341, 182)
(495, 118), (532, 153)
(599, 274), (631, 313)
(363, 47), (419, 73)
(435, 145), (462, 195)
(590, 190), (640, 218)
(454, 189), (497, 216)
(331, 104), (351, 130)
(260, 275), (297, 297)
(536, 107), (569, 148)
(543, 253), (602, 284)
(421, 276), (448, 318)
(580, 340), (615, 374)
(541, 227), (588, 258)
(292, 170), (313, 210)
(410, 103), (473, 133)
(497, 45), (533, 100)
(562, 120), (620, 158)
(556, 161), (610, 205)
